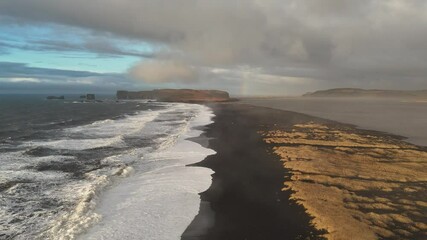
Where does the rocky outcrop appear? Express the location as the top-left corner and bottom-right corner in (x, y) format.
(46, 96), (64, 100)
(303, 88), (427, 99)
(117, 89), (231, 102)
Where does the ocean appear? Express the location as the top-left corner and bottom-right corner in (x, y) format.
(242, 97), (427, 146)
(0, 95), (214, 239)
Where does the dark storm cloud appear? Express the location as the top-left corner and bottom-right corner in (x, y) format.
(1, 0), (426, 93)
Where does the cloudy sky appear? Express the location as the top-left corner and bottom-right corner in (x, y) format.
(0, 0), (426, 95)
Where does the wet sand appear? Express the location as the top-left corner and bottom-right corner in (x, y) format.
(182, 103), (427, 240)
(182, 103), (326, 240)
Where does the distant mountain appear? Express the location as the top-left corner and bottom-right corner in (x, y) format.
(303, 88), (427, 99)
(117, 89), (232, 102)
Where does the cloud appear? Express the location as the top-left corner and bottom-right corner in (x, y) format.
(2, 77), (41, 83)
(1, 0), (427, 94)
(0, 62), (101, 78)
(0, 41), (13, 54)
(31, 38), (154, 58)
(0, 32), (153, 59)
(129, 60), (198, 83)
(0, 62), (138, 93)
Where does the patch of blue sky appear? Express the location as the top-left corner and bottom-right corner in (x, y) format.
(0, 24), (52, 43)
(0, 23), (157, 73)
(0, 48), (140, 73)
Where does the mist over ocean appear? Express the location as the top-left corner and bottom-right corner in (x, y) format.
(243, 97), (427, 146)
(0, 95), (214, 239)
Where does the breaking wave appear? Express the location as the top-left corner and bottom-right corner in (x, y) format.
(0, 102), (214, 240)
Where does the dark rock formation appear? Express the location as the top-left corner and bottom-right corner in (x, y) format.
(46, 96), (64, 100)
(117, 89), (231, 102)
(86, 94), (95, 100)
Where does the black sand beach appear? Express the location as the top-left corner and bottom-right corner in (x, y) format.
(182, 103), (327, 240)
(182, 103), (427, 240)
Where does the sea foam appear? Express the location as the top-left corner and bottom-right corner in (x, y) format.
(79, 104), (215, 240)
(0, 102), (213, 240)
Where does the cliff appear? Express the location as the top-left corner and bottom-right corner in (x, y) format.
(117, 89), (231, 102)
(303, 88), (427, 99)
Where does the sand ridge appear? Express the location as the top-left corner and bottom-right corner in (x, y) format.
(262, 122), (427, 240)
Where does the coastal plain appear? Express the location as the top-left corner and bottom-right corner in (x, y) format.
(262, 123), (427, 239)
(184, 103), (427, 240)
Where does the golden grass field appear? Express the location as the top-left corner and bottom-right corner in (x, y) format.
(262, 123), (427, 240)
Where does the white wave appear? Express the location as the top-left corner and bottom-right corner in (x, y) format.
(1, 103), (214, 240)
(0, 168), (70, 186)
(99, 146), (156, 167)
(66, 107), (174, 139)
(42, 174), (109, 240)
(0, 152), (76, 239)
(78, 104), (216, 240)
(0, 151), (76, 172)
(24, 135), (125, 151)
(21, 107), (177, 152)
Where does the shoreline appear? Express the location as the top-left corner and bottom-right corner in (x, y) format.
(76, 104), (216, 240)
(183, 103), (427, 240)
(182, 103), (325, 239)
(241, 97), (427, 147)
